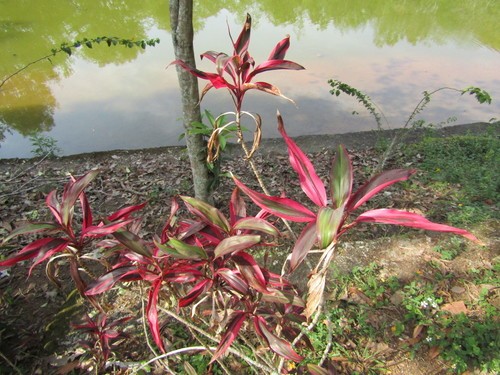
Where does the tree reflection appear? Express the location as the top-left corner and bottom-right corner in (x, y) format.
(1, 0), (498, 141)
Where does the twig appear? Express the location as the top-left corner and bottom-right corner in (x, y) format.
(4, 153), (49, 182)
(133, 346), (216, 373)
(0, 350), (23, 375)
(155, 303), (277, 373)
(319, 315), (333, 366)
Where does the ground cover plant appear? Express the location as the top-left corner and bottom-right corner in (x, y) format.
(1, 13), (498, 375)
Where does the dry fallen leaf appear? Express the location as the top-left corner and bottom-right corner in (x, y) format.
(441, 300), (468, 315)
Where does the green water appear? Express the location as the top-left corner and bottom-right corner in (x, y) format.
(1, 0), (499, 157)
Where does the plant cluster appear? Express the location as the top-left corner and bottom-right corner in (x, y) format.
(0, 13), (490, 375)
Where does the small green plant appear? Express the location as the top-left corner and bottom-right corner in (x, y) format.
(29, 133), (61, 158)
(433, 237), (466, 260)
(426, 313), (499, 373)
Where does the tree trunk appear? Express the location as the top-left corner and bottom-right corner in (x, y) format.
(170, 0), (212, 203)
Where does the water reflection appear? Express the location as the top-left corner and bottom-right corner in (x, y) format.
(0, 0), (499, 158)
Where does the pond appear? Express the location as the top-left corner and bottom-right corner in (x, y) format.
(1, 0), (499, 158)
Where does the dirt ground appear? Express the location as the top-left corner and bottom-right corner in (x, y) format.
(0, 122), (498, 374)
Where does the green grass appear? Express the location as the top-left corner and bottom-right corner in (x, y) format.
(403, 131), (499, 226)
(303, 261), (499, 374)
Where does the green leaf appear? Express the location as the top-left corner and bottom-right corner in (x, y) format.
(330, 145), (352, 209)
(316, 206), (344, 249)
(180, 196), (231, 233)
(156, 238), (208, 260)
(214, 235), (261, 258)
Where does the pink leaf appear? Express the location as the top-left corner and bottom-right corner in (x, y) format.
(356, 209), (480, 242)
(278, 113), (327, 207)
(290, 222), (317, 272)
(232, 175), (316, 222)
(347, 169), (415, 211)
(210, 311), (247, 363)
(253, 316), (303, 362)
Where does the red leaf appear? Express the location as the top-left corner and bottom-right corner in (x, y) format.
(86, 266), (141, 295)
(0, 238), (63, 270)
(232, 175), (316, 222)
(179, 279), (213, 308)
(210, 311), (247, 363)
(290, 222), (317, 272)
(78, 189), (93, 231)
(232, 252), (269, 293)
(61, 170), (99, 227)
(278, 113), (327, 207)
(46, 190), (62, 226)
(233, 13), (252, 55)
(248, 60), (305, 82)
(229, 187), (246, 224)
(216, 268), (249, 294)
(253, 316), (303, 362)
(267, 35), (291, 60)
(170, 59), (233, 89)
(107, 202), (147, 221)
(356, 209), (480, 242)
(147, 280), (165, 352)
(29, 238), (69, 274)
(83, 219), (134, 238)
(347, 169), (415, 211)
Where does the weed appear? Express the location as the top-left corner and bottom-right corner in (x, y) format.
(29, 133), (61, 158)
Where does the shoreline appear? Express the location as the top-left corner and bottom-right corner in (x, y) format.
(1, 121), (497, 163)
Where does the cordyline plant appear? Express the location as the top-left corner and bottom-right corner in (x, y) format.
(0, 170), (146, 312)
(171, 13), (304, 190)
(232, 113), (481, 318)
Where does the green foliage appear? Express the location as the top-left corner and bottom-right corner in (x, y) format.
(328, 79), (383, 129)
(405, 132), (499, 226)
(462, 86), (492, 104)
(55, 36), (160, 57)
(427, 313), (499, 373)
(0, 36), (160, 91)
(433, 237), (466, 260)
(29, 133), (61, 158)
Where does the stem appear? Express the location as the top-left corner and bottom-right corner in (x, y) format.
(154, 302), (276, 373)
(375, 87), (462, 174)
(235, 110), (297, 240)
